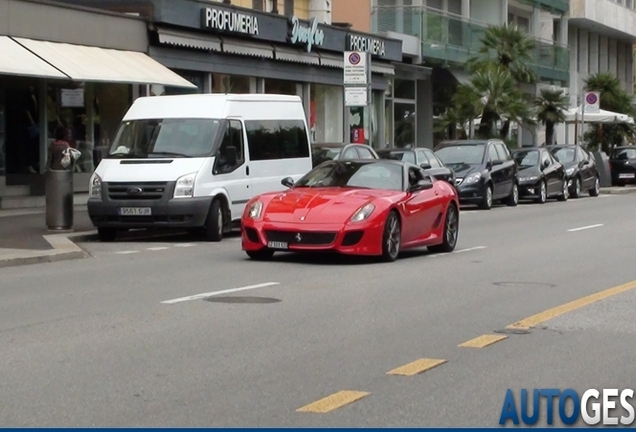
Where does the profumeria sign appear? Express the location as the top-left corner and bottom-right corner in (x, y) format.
(201, 7), (260, 36)
(288, 16), (325, 52)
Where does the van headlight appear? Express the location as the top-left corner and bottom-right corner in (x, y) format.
(246, 201), (263, 220)
(89, 174), (102, 199)
(174, 172), (196, 198)
(351, 203), (375, 222)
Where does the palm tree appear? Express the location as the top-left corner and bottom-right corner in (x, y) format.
(534, 88), (569, 145)
(467, 24), (538, 84)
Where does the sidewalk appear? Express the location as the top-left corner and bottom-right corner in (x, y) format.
(599, 185), (636, 194)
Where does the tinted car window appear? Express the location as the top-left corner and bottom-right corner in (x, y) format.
(513, 149), (539, 168)
(540, 150), (552, 167)
(612, 148), (636, 159)
(551, 147), (576, 163)
(422, 149), (442, 168)
(295, 161), (404, 191)
(495, 143), (510, 160)
(436, 144), (485, 165)
(356, 147), (376, 159)
(488, 145), (499, 162)
(342, 148), (359, 159)
(245, 120), (310, 161)
(378, 150), (416, 164)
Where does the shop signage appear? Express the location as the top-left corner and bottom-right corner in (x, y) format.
(288, 16), (325, 52)
(348, 34), (386, 57)
(343, 51), (368, 85)
(345, 87), (368, 107)
(201, 7), (260, 36)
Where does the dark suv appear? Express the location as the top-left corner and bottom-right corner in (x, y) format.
(434, 139), (519, 210)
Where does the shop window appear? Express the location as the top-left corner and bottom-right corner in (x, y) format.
(310, 84), (343, 143)
(0, 87), (5, 176)
(265, 78), (299, 95)
(394, 103), (415, 148)
(162, 70), (204, 95)
(393, 79), (416, 100)
(212, 74), (251, 93)
(245, 119), (310, 160)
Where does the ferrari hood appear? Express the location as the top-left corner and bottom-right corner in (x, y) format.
(263, 187), (399, 224)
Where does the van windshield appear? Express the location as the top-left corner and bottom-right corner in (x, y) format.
(108, 118), (222, 158)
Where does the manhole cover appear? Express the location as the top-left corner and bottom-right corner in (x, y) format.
(204, 296), (281, 304)
(494, 328), (532, 335)
(493, 282), (556, 289)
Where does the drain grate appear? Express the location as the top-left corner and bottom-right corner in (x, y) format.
(493, 282), (556, 289)
(204, 296), (281, 304)
(494, 328), (532, 335)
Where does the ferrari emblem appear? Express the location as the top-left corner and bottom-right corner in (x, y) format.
(295, 233), (302, 242)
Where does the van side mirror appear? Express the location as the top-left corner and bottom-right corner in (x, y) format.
(281, 177), (295, 188)
(224, 146), (238, 167)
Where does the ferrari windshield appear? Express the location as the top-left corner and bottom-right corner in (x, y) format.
(295, 161), (404, 191)
(550, 147), (576, 163)
(513, 150), (539, 168)
(108, 118), (222, 158)
(436, 144), (485, 165)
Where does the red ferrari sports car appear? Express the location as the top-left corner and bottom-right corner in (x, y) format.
(241, 159), (460, 262)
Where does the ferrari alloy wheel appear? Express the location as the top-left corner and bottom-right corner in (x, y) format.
(571, 177), (581, 198)
(536, 181), (547, 204)
(428, 204), (459, 254)
(557, 178), (569, 202)
(246, 249), (275, 261)
(381, 211), (401, 262)
(506, 183), (519, 207)
(589, 176), (600, 197)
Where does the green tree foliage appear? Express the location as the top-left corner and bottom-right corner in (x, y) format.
(534, 88), (569, 145)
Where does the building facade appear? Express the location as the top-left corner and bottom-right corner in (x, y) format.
(0, 0), (194, 206)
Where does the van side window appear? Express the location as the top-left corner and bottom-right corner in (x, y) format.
(245, 120), (310, 161)
(214, 120), (245, 174)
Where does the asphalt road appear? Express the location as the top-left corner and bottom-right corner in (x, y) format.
(1, 194), (635, 427)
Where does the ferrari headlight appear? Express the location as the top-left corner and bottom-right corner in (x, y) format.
(464, 173), (481, 184)
(247, 201), (263, 220)
(566, 167), (575, 176)
(174, 172), (196, 198)
(89, 173), (102, 199)
(350, 203), (375, 222)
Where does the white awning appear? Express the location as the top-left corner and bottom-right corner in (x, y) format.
(12, 37), (197, 88)
(319, 52), (344, 68)
(0, 36), (68, 79)
(371, 62), (395, 76)
(273, 46), (320, 65)
(156, 26), (222, 52)
(221, 38), (274, 58)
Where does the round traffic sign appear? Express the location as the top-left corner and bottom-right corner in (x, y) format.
(348, 52), (361, 65)
(586, 92), (598, 105)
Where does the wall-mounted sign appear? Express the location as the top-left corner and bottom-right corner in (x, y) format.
(345, 87), (368, 107)
(344, 51), (368, 85)
(60, 88), (84, 108)
(201, 7), (259, 35)
(288, 16), (325, 52)
(348, 35), (386, 57)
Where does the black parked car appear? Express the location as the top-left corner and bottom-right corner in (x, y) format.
(609, 146), (636, 186)
(435, 139), (519, 210)
(546, 145), (600, 197)
(311, 143), (378, 168)
(376, 148), (455, 185)
(511, 147), (569, 203)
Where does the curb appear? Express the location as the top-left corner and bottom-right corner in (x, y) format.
(0, 231), (93, 270)
(600, 187), (636, 195)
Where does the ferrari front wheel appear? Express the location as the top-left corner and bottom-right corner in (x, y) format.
(246, 249), (275, 261)
(428, 203), (459, 254)
(381, 211), (401, 262)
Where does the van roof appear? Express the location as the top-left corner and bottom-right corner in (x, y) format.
(123, 93), (305, 121)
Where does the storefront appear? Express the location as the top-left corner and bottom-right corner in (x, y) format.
(135, 0), (402, 149)
(0, 0), (195, 198)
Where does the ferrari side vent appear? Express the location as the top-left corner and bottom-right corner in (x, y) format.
(342, 231), (364, 246)
(433, 212), (443, 229)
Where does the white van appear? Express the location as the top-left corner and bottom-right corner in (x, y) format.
(87, 93), (313, 242)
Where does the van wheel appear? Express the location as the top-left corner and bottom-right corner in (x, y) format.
(98, 227), (117, 242)
(204, 199), (224, 242)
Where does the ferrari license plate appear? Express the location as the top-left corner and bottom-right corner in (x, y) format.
(619, 173), (635, 179)
(267, 241), (288, 250)
(118, 207), (152, 216)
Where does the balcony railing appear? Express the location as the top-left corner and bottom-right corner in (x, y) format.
(517, 0), (570, 14)
(373, 5), (569, 82)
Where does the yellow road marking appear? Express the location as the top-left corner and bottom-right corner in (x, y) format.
(507, 279), (636, 330)
(296, 390), (370, 413)
(459, 334), (508, 348)
(386, 358), (447, 376)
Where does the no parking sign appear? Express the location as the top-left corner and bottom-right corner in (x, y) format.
(584, 91), (600, 113)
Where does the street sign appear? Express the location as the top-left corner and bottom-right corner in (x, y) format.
(344, 87), (368, 106)
(584, 91), (600, 113)
(344, 51), (367, 85)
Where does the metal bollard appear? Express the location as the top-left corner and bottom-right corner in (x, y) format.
(46, 169), (74, 230)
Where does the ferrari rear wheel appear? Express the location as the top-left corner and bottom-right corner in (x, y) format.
(428, 203), (459, 254)
(381, 211), (401, 262)
(246, 249), (275, 261)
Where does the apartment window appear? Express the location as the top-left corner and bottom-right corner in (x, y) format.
(427, 0), (443, 9)
(508, 12), (530, 34)
(252, 0), (264, 10)
(284, 0), (294, 17)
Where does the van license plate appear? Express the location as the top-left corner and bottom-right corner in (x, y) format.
(118, 207), (152, 216)
(267, 241), (288, 250)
